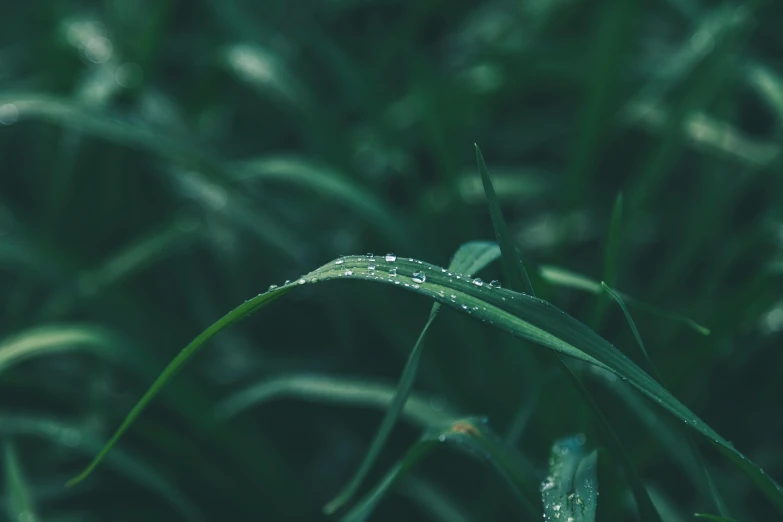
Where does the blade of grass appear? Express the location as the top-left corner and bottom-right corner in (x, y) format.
(477, 144), (661, 521)
(1, 415), (204, 522)
(398, 475), (473, 522)
(475, 145), (534, 295)
(541, 435), (598, 522)
(3, 441), (36, 522)
(539, 265), (710, 335)
(602, 282), (730, 517)
(215, 373), (456, 427)
(324, 241), (500, 514)
(339, 417), (539, 522)
(591, 192), (624, 327)
(64, 253), (783, 513)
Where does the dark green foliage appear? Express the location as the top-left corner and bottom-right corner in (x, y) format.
(1, 1), (782, 521)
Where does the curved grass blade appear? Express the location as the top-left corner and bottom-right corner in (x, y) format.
(539, 265), (710, 335)
(592, 192), (624, 326)
(602, 282), (730, 517)
(3, 441), (36, 522)
(340, 417), (538, 522)
(541, 435), (598, 522)
(215, 373), (456, 427)
(324, 241), (500, 514)
(475, 145), (534, 295)
(1, 415), (203, 522)
(0, 324), (147, 375)
(65, 255), (783, 513)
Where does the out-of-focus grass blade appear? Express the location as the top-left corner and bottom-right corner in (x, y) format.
(541, 435), (598, 522)
(539, 265), (710, 335)
(477, 144), (660, 521)
(66, 255), (783, 513)
(694, 515), (741, 522)
(0, 324), (144, 375)
(215, 373), (455, 427)
(3, 441), (36, 522)
(340, 417), (538, 522)
(602, 283), (730, 517)
(398, 476), (473, 522)
(475, 145), (534, 295)
(1, 415), (203, 522)
(324, 241), (500, 514)
(234, 156), (410, 247)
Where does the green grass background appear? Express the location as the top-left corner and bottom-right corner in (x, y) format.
(1, 0), (782, 520)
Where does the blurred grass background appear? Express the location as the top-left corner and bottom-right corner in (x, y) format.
(1, 0), (783, 520)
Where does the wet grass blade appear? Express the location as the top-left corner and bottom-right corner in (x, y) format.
(215, 373), (456, 427)
(63, 255), (783, 513)
(3, 441), (36, 522)
(602, 282), (730, 517)
(541, 435), (598, 522)
(475, 145), (534, 295)
(539, 265), (710, 335)
(340, 417), (538, 522)
(324, 241), (500, 514)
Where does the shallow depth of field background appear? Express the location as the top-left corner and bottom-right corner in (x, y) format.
(1, 1), (783, 521)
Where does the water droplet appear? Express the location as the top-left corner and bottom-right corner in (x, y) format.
(335, 259), (344, 265)
(284, 280), (291, 285)
(345, 270), (353, 276)
(472, 278), (484, 287)
(298, 279), (306, 284)
(412, 272), (426, 283)
(394, 281), (400, 285)
(489, 280), (501, 288)
(385, 253), (397, 262)
(461, 304), (468, 310)
(368, 264), (376, 270)
(366, 252), (374, 257)
(450, 294), (456, 299)
(268, 284), (278, 291)
(0, 103), (19, 125)
(389, 267), (398, 277)
(438, 434), (447, 442)
(417, 260), (422, 264)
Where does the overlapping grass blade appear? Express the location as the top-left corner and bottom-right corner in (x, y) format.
(398, 476), (473, 522)
(592, 192), (624, 325)
(476, 144), (660, 521)
(475, 145), (534, 295)
(324, 241), (500, 514)
(1, 415), (203, 522)
(539, 265), (710, 335)
(541, 435), (598, 522)
(3, 441), (36, 522)
(602, 283), (729, 517)
(216, 373), (456, 427)
(65, 253), (783, 513)
(339, 417), (538, 522)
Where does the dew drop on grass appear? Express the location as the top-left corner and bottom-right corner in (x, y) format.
(385, 253), (396, 262)
(345, 269), (353, 276)
(284, 280), (291, 285)
(268, 284), (278, 291)
(412, 271), (426, 283)
(489, 280), (501, 288)
(389, 267), (398, 277)
(472, 278), (484, 287)
(438, 434), (446, 442)
(366, 252), (374, 257)
(335, 259), (344, 265)
(298, 279), (306, 284)
(368, 264), (376, 270)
